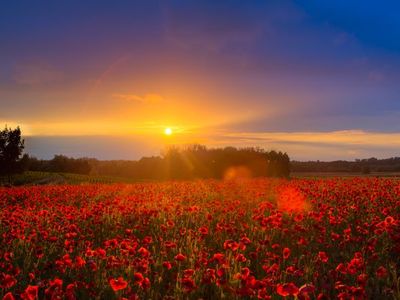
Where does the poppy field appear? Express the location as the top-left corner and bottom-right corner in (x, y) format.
(0, 178), (399, 299)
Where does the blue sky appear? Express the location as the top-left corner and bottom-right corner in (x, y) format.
(1, 1), (400, 160)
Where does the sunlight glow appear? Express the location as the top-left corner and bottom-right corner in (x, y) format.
(164, 127), (172, 135)
(276, 186), (310, 213)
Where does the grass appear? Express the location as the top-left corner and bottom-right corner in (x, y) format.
(3, 170), (400, 187)
(0, 171), (136, 186)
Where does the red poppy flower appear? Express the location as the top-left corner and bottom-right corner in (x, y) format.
(181, 277), (196, 292)
(75, 256), (86, 268)
(3, 292), (15, 300)
(22, 285), (39, 300)
(235, 253), (247, 262)
(384, 216), (394, 226)
(164, 241), (177, 249)
(50, 278), (63, 288)
(240, 267), (250, 280)
(45, 278), (63, 298)
(213, 253), (225, 264)
(298, 284), (315, 297)
(240, 236), (251, 245)
(216, 267), (225, 278)
(134, 272), (144, 283)
(317, 293), (328, 300)
(175, 253), (186, 262)
(224, 240), (239, 251)
(277, 283), (299, 297)
(142, 278), (151, 289)
(283, 247), (291, 259)
(2, 274), (17, 289)
(96, 248), (106, 258)
(199, 226), (208, 235)
(109, 277), (128, 291)
(163, 261), (172, 270)
(183, 269), (195, 277)
(376, 266), (388, 278)
(318, 251), (328, 263)
(66, 283), (76, 300)
(336, 263), (347, 275)
(357, 273), (368, 286)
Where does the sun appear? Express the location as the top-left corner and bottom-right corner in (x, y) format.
(164, 127), (172, 135)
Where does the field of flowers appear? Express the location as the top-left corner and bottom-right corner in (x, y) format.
(0, 178), (399, 299)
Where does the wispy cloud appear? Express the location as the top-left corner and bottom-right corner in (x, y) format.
(219, 130), (400, 147)
(112, 93), (164, 104)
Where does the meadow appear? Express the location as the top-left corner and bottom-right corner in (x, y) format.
(0, 171), (137, 186)
(0, 177), (399, 299)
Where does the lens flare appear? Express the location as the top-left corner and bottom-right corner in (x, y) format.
(223, 166), (252, 181)
(277, 186), (310, 213)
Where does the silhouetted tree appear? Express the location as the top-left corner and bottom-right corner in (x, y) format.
(291, 157), (400, 174)
(24, 145), (291, 180)
(48, 155), (91, 174)
(0, 126), (25, 183)
(362, 165), (371, 174)
(161, 145), (290, 179)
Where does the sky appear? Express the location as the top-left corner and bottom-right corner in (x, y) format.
(1, 0), (400, 161)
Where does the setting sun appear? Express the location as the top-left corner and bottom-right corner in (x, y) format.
(164, 127), (172, 135)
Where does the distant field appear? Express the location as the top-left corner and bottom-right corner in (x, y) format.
(292, 171), (400, 178)
(3, 171), (400, 187)
(0, 171), (136, 186)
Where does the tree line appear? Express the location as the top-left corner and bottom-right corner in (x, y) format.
(291, 157), (400, 174)
(26, 145), (291, 180)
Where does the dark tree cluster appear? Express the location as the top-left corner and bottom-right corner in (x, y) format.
(28, 155), (92, 175)
(291, 157), (400, 173)
(89, 145), (290, 180)
(0, 126), (27, 182)
(26, 145), (291, 180)
(172, 145), (290, 179)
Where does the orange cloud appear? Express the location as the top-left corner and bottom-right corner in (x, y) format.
(220, 130), (400, 147)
